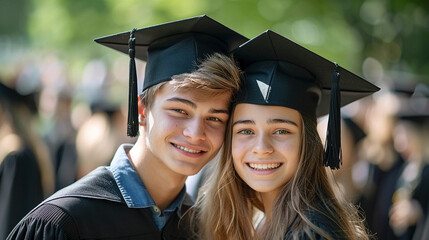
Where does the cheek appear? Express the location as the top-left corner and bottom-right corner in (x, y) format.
(231, 137), (249, 161)
(206, 126), (226, 149)
(158, 116), (184, 130)
(277, 138), (301, 163)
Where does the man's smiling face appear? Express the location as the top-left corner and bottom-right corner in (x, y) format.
(142, 82), (231, 177)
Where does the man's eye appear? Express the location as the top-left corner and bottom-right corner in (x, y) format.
(238, 129), (253, 135)
(208, 117), (221, 122)
(172, 109), (186, 114)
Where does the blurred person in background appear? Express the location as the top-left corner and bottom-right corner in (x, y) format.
(358, 83), (418, 240)
(36, 55), (79, 191)
(0, 81), (55, 240)
(388, 84), (429, 240)
(41, 88), (78, 191)
(318, 116), (368, 204)
(75, 101), (129, 179)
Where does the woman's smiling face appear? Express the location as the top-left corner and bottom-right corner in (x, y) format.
(232, 103), (302, 197)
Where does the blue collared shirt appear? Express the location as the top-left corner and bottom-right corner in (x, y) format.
(107, 144), (187, 229)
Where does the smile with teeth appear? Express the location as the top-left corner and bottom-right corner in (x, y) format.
(172, 143), (203, 153)
(248, 163), (281, 170)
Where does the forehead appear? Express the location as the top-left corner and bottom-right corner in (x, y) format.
(233, 103), (302, 125)
(155, 82), (232, 106)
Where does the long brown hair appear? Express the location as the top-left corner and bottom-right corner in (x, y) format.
(192, 109), (369, 240)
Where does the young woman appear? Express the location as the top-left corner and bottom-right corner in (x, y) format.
(192, 30), (379, 240)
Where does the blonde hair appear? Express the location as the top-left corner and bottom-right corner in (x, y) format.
(140, 53), (242, 110)
(192, 110), (370, 240)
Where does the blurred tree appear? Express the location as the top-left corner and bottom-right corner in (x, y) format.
(0, 0), (428, 87)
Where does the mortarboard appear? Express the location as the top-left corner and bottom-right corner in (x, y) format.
(0, 81), (21, 101)
(94, 15), (248, 137)
(343, 117), (366, 145)
(233, 30), (380, 169)
(396, 83), (429, 124)
(0, 81), (38, 113)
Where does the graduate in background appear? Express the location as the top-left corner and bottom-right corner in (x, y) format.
(318, 116), (368, 204)
(0, 81), (54, 240)
(389, 84), (429, 240)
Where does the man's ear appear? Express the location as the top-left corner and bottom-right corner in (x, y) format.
(138, 96), (146, 127)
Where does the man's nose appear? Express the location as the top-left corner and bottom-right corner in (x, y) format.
(183, 118), (206, 141)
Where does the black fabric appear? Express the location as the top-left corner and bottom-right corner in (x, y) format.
(386, 163), (429, 240)
(233, 30), (380, 118)
(7, 167), (193, 240)
(411, 164), (429, 240)
(283, 205), (348, 240)
(357, 153), (406, 240)
(0, 149), (44, 240)
(94, 15), (248, 91)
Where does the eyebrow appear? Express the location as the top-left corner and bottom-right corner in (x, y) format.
(232, 119), (255, 128)
(166, 97), (229, 115)
(267, 118), (298, 127)
(167, 97), (196, 108)
(232, 118), (298, 128)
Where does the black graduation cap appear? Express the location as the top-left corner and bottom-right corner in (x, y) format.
(0, 81), (38, 113)
(396, 83), (429, 124)
(94, 15), (248, 137)
(0, 81), (21, 101)
(233, 30), (380, 169)
(343, 117), (366, 145)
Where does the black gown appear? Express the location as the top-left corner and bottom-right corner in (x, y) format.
(396, 164), (429, 240)
(7, 167), (193, 240)
(283, 201), (349, 240)
(0, 149), (44, 240)
(358, 154), (406, 239)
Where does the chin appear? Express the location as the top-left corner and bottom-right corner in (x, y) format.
(173, 163), (203, 176)
(247, 183), (277, 193)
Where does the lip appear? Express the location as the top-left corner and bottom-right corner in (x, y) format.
(245, 162), (283, 175)
(170, 142), (208, 158)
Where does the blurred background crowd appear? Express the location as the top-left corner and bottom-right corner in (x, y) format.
(1, 0), (428, 239)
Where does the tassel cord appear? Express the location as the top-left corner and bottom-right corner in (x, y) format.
(127, 28), (139, 137)
(323, 63), (342, 169)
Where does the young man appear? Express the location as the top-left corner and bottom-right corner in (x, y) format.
(7, 15), (246, 239)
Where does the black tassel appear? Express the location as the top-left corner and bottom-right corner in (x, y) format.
(127, 28), (139, 137)
(323, 63), (342, 169)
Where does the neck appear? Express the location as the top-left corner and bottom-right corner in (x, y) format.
(128, 136), (187, 210)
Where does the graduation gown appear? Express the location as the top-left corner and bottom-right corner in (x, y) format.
(284, 203), (349, 240)
(7, 167), (193, 240)
(0, 149), (44, 240)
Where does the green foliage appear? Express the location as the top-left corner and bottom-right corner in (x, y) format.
(0, 0), (428, 86)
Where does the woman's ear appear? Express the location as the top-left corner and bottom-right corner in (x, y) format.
(138, 96), (146, 126)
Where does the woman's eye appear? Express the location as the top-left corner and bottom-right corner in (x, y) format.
(238, 129), (253, 135)
(274, 129), (289, 135)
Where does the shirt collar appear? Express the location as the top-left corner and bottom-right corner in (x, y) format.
(108, 144), (189, 216)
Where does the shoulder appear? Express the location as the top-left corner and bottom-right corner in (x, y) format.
(1, 148), (37, 170)
(46, 166), (122, 202)
(40, 166), (128, 224)
(8, 196), (147, 240)
(7, 202), (80, 240)
(306, 209), (346, 239)
(7, 167), (153, 239)
(284, 206), (348, 240)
